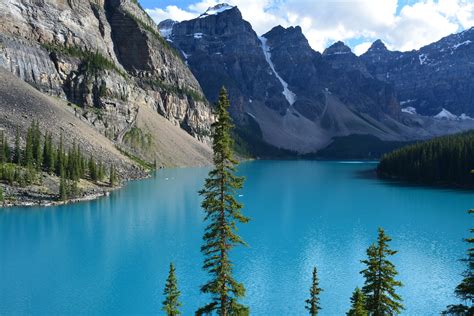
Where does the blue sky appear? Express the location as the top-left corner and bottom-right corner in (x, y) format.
(143, 0), (474, 54)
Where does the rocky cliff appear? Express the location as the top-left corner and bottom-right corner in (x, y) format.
(0, 0), (213, 166)
(361, 28), (474, 117)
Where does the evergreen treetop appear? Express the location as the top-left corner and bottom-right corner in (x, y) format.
(444, 210), (474, 315)
(347, 287), (368, 316)
(162, 263), (181, 316)
(305, 266), (322, 315)
(360, 228), (403, 316)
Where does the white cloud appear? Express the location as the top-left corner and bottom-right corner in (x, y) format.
(146, 0), (474, 53)
(354, 42), (373, 56)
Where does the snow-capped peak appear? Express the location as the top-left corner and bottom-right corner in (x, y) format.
(433, 108), (473, 121)
(434, 108), (458, 120)
(199, 3), (235, 18)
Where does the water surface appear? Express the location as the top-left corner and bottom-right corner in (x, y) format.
(0, 161), (472, 315)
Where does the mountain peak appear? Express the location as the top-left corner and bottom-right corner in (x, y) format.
(368, 39), (388, 52)
(158, 19), (177, 38)
(199, 3), (236, 18)
(323, 41), (352, 56)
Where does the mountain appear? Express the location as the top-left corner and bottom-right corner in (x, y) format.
(161, 4), (474, 156)
(361, 28), (474, 117)
(0, 0), (213, 168)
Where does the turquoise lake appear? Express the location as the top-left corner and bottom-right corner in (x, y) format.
(0, 160), (472, 315)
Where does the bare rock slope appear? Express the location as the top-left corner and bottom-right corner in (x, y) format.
(0, 0), (213, 167)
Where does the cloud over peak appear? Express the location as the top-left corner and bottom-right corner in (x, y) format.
(146, 0), (474, 54)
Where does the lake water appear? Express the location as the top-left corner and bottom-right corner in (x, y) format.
(0, 161), (472, 315)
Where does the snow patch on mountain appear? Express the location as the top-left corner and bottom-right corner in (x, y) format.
(433, 108), (473, 120)
(453, 40), (472, 49)
(418, 53), (428, 65)
(194, 33), (203, 39)
(435, 108), (458, 120)
(401, 107), (417, 115)
(199, 4), (235, 18)
(259, 36), (296, 106)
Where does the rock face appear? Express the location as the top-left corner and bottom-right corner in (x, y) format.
(361, 28), (474, 116)
(0, 0), (213, 165)
(162, 4), (474, 154)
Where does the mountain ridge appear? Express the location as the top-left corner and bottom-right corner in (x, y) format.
(160, 3), (474, 155)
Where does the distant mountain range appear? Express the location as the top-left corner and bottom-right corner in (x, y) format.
(159, 4), (474, 156)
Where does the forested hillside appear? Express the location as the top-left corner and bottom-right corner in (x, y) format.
(377, 131), (474, 186)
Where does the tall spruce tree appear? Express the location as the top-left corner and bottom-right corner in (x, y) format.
(196, 87), (249, 316)
(360, 228), (403, 316)
(162, 263), (181, 316)
(14, 128), (21, 164)
(305, 267), (322, 315)
(444, 210), (474, 315)
(347, 287), (368, 316)
(109, 165), (118, 187)
(24, 125), (34, 167)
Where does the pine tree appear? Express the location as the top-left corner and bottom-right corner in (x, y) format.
(305, 267), (322, 315)
(56, 133), (65, 176)
(14, 128), (21, 164)
(32, 121), (42, 169)
(444, 210), (474, 315)
(97, 160), (104, 181)
(0, 131), (10, 163)
(196, 87), (250, 316)
(88, 155), (97, 181)
(347, 287), (368, 316)
(162, 263), (182, 316)
(59, 173), (68, 201)
(24, 126), (34, 167)
(360, 228), (403, 316)
(109, 165), (118, 187)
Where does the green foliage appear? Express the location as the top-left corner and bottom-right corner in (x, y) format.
(88, 155), (98, 182)
(59, 174), (68, 201)
(305, 267), (322, 315)
(162, 263), (182, 316)
(196, 88), (250, 316)
(123, 127), (152, 151)
(347, 287), (368, 316)
(360, 228), (403, 316)
(14, 128), (21, 164)
(378, 130), (474, 186)
(41, 43), (126, 77)
(109, 165), (119, 187)
(0, 131), (11, 163)
(0, 186), (4, 202)
(0, 122), (113, 200)
(115, 146), (155, 170)
(444, 210), (474, 315)
(144, 79), (206, 103)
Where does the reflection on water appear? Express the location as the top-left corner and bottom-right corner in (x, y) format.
(0, 161), (471, 315)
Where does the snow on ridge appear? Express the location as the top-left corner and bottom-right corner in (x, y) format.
(194, 33), (203, 39)
(418, 53), (428, 65)
(453, 40), (472, 49)
(199, 4), (235, 18)
(160, 28), (173, 39)
(401, 107), (417, 115)
(259, 36), (297, 106)
(460, 113), (473, 120)
(400, 99), (415, 106)
(434, 108), (458, 120)
(433, 108), (473, 120)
